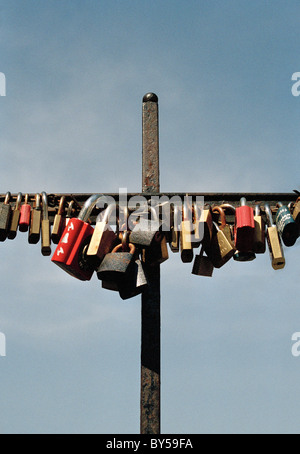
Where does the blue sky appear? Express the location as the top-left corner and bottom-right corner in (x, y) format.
(1, 0), (300, 434)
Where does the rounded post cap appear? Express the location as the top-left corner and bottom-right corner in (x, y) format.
(143, 92), (158, 103)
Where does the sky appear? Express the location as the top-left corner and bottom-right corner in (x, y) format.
(1, 0), (300, 434)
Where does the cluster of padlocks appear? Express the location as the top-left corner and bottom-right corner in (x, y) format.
(0, 192), (299, 299)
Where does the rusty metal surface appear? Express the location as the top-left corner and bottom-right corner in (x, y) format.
(142, 93), (160, 194)
(140, 93), (161, 435)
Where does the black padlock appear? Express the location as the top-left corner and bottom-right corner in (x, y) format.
(97, 237), (136, 283)
(129, 205), (162, 247)
(275, 202), (299, 247)
(0, 192), (12, 241)
(118, 252), (148, 300)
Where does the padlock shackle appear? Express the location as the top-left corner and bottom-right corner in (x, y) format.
(276, 202), (283, 208)
(264, 204), (274, 227)
(35, 193), (41, 210)
(96, 203), (116, 224)
(220, 203), (236, 213)
(4, 191), (11, 204)
(254, 204), (262, 216)
(212, 206), (226, 227)
(240, 197), (247, 206)
(15, 192), (22, 209)
(41, 192), (49, 220)
(57, 196), (66, 215)
(77, 194), (105, 222)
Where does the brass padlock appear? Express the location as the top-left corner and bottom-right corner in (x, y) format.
(180, 199), (193, 263)
(169, 204), (180, 253)
(86, 203), (118, 268)
(253, 204), (266, 254)
(199, 204), (213, 249)
(191, 202), (202, 248)
(292, 197), (300, 224)
(212, 205), (233, 247)
(265, 203), (285, 270)
(41, 192), (51, 256)
(28, 193), (42, 244)
(205, 222), (235, 268)
(192, 245), (214, 277)
(7, 192), (22, 240)
(51, 196), (66, 244)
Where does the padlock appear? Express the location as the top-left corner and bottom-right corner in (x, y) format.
(169, 204), (180, 253)
(7, 192), (22, 240)
(19, 194), (31, 232)
(41, 192), (51, 256)
(97, 235), (136, 283)
(0, 192), (12, 241)
(51, 196), (66, 244)
(85, 203), (118, 268)
(28, 193), (41, 244)
(205, 222), (235, 268)
(141, 232), (169, 266)
(265, 203), (285, 270)
(234, 197), (255, 252)
(275, 202), (299, 247)
(292, 197), (300, 224)
(191, 245), (214, 277)
(198, 204), (213, 249)
(52, 194), (104, 280)
(180, 200), (193, 263)
(191, 202), (201, 248)
(212, 205), (234, 247)
(253, 204), (266, 254)
(129, 205), (162, 247)
(117, 235), (148, 300)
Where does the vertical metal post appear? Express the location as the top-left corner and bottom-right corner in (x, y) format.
(140, 92), (161, 434)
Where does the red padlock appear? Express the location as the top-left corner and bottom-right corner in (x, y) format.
(234, 197), (255, 252)
(19, 194), (31, 232)
(51, 193), (105, 281)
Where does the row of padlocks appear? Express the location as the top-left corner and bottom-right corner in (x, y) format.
(0, 192), (299, 299)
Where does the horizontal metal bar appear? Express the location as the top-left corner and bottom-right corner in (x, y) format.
(0, 192), (297, 225)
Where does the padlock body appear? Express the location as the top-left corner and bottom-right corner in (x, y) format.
(129, 218), (161, 247)
(19, 204), (31, 232)
(180, 220), (193, 263)
(234, 205), (255, 251)
(0, 203), (12, 240)
(192, 254), (214, 277)
(8, 208), (20, 240)
(253, 215), (266, 253)
(293, 200), (300, 224)
(51, 218), (94, 280)
(142, 234), (169, 266)
(275, 206), (299, 247)
(199, 208), (213, 248)
(41, 219), (51, 256)
(51, 214), (64, 244)
(28, 209), (41, 244)
(205, 230), (234, 268)
(267, 226), (285, 270)
(97, 250), (135, 282)
(118, 258), (148, 300)
(86, 221), (117, 266)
